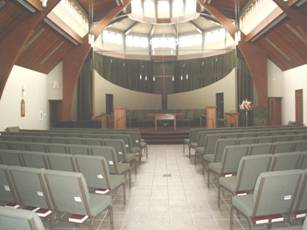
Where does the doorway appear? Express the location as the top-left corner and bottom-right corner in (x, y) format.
(216, 92), (224, 127)
(295, 89), (303, 125)
(49, 100), (61, 128)
(106, 94), (114, 115)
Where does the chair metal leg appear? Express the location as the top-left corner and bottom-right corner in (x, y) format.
(218, 184), (221, 208)
(207, 171), (210, 188)
(109, 206), (114, 230)
(188, 146), (191, 159)
(146, 146), (148, 159)
(230, 206), (234, 230)
(123, 183), (126, 205)
(128, 170), (132, 189)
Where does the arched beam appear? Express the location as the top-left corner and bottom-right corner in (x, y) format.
(198, 0), (268, 107)
(0, 0), (60, 99)
(59, 0), (131, 120)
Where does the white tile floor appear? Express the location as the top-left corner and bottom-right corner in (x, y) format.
(49, 145), (269, 230)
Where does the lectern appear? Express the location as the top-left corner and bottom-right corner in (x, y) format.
(114, 107), (126, 128)
(206, 106), (216, 128)
(225, 112), (239, 127)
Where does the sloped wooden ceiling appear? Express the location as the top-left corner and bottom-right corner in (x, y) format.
(0, 1), (31, 41)
(256, 18), (307, 70)
(16, 24), (74, 73)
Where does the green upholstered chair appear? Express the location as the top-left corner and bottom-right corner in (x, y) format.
(271, 152), (302, 171)
(43, 170), (113, 228)
(218, 154), (272, 208)
(207, 145), (249, 189)
(231, 170), (303, 230)
(0, 206), (46, 230)
(0, 165), (17, 206)
(9, 166), (53, 215)
(90, 146), (131, 188)
(74, 155), (126, 205)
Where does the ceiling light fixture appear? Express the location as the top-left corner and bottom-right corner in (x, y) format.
(40, 0), (48, 7)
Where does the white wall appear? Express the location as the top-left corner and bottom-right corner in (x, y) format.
(93, 68), (236, 114)
(168, 69), (236, 112)
(47, 61), (63, 100)
(93, 70), (161, 116)
(0, 65), (49, 131)
(267, 60), (307, 125)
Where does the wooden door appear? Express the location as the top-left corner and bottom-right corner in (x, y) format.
(49, 100), (61, 128)
(295, 89), (303, 125)
(268, 97), (282, 125)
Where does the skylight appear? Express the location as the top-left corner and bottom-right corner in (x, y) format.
(126, 35), (149, 48)
(50, 0), (88, 37)
(179, 34), (202, 47)
(102, 30), (123, 45)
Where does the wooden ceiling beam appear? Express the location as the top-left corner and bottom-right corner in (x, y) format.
(198, 0), (268, 108)
(198, 1), (237, 40)
(59, 0), (131, 120)
(0, 0), (60, 99)
(272, 0), (307, 38)
(92, 0), (131, 37)
(26, 0), (43, 11)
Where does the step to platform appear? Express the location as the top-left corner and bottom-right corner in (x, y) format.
(140, 127), (189, 144)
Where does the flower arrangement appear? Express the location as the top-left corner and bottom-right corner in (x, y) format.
(239, 99), (253, 111)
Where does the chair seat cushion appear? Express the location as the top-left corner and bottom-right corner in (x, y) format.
(131, 146), (141, 153)
(140, 142), (147, 148)
(203, 154), (214, 162)
(89, 194), (112, 217)
(196, 147), (205, 154)
(190, 142), (197, 149)
(208, 162), (222, 174)
(232, 194), (254, 217)
(111, 163), (130, 175)
(125, 154), (136, 163)
(269, 226), (302, 230)
(219, 176), (238, 192)
(109, 175), (125, 189)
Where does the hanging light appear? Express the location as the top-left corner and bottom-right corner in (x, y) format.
(139, 74), (142, 80)
(180, 75), (183, 81)
(186, 74), (189, 80)
(172, 76), (175, 81)
(145, 75), (148, 81)
(88, 33), (95, 46)
(153, 76), (156, 81)
(40, 0), (48, 7)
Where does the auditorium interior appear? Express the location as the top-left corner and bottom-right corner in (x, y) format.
(0, 0), (307, 229)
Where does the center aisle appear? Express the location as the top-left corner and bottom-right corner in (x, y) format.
(102, 145), (245, 230)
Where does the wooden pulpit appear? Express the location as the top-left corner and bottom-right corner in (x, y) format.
(114, 107), (126, 128)
(225, 112), (239, 127)
(206, 106), (216, 128)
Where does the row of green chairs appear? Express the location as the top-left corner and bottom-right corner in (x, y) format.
(0, 206), (46, 230)
(216, 152), (307, 208)
(0, 134), (138, 168)
(0, 145), (132, 187)
(0, 140), (138, 174)
(230, 169), (307, 230)
(197, 128), (307, 161)
(184, 125), (303, 155)
(202, 135), (307, 174)
(35, 127), (148, 158)
(5, 128), (148, 160)
(0, 151), (127, 204)
(0, 164), (113, 229)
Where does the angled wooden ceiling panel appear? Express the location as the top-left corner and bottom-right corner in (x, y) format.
(255, 18), (307, 70)
(0, 1), (30, 41)
(16, 24), (74, 73)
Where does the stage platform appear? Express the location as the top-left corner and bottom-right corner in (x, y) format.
(140, 127), (190, 144)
